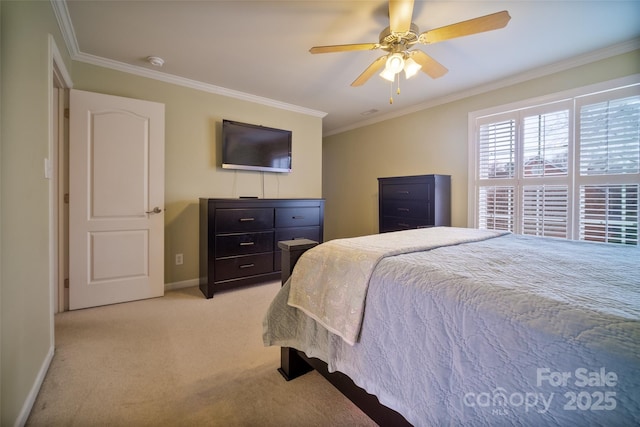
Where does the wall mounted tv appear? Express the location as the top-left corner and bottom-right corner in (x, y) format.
(221, 119), (292, 173)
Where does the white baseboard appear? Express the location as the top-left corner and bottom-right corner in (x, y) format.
(164, 278), (199, 292)
(15, 345), (54, 427)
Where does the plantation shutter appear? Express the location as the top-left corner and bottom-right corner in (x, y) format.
(473, 82), (639, 245)
(477, 119), (516, 231)
(579, 95), (640, 176)
(579, 184), (639, 245)
(522, 185), (569, 238)
(578, 93), (640, 245)
(520, 109), (570, 237)
(478, 120), (516, 179)
(522, 110), (569, 177)
(479, 186), (515, 231)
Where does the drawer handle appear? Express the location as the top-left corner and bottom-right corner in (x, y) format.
(239, 263), (255, 269)
(398, 223), (410, 228)
(239, 242), (255, 246)
(396, 190), (410, 194)
(292, 216), (305, 220)
(239, 217), (255, 222)
(397, 208), (410, 212)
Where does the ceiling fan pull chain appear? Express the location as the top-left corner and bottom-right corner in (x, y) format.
(397, 73), (401, 95)
(389, 80), (394, 104)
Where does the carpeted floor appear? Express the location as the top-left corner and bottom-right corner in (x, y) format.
(26, 281), (377, 426)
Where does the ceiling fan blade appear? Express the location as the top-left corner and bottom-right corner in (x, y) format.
(410, 50), (448, 79)
(351, 55), (388, 87)
(419, 10), (511, 44)
(389, 0), (415, 33)
(309, 43), (379, 54)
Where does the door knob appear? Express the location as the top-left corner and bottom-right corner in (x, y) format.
(146, 207), (162, 214)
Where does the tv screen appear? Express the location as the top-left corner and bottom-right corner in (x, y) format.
(221, 119), (292, 173)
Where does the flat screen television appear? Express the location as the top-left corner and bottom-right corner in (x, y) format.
(221, 119), (292, 173)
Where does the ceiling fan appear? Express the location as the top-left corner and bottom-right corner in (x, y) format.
(310, 0), (511, 94)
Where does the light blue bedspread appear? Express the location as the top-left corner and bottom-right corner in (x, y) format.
(264, 231), (640, 426)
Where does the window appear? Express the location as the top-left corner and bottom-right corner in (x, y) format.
(470, 80), (639, 246)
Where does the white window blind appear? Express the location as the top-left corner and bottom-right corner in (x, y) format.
(523, 111), (569, 177)
(579, 184), (638, 245)
(523, 185), (569, 238)
(479, 120), (515, 179)
(479, 186), (515, 231)
(471, 81), (640, 246)
(579, 96), (640, 176)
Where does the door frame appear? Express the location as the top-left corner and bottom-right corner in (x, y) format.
(48, 34), (72, 319)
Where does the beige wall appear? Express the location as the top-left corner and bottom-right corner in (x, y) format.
(71, 63), (323, 285)
(0, 2), (322, 424)
(0, 1), (72, 424)
(322, 50), (640, 241)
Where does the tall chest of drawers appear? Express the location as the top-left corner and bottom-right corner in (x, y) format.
(199, 198), (324, 298)
(378, 174), (451, 233)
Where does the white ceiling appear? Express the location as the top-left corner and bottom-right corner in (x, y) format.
(58, 1), (640, 135)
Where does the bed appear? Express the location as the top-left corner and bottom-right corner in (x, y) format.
(263, 227), (640, 426)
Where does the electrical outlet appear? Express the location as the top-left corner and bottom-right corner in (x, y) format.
(175, 254), (183, 265)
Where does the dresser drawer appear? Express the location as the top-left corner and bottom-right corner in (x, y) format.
(275, 207), (320, 228)
(214, 253), (274, 281)
(215, 208), (274, 232)
(381, 200), (430, 220)
(380, 217), (431, 233)
(215, 231), (274, 258)
(380, 182), (431, 201)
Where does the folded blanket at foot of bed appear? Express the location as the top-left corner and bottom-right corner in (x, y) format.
(286, 227), (508, 345)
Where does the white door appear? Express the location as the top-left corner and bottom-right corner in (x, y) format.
(69, 89), (165, 310)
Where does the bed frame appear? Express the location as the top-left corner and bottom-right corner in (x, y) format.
(277, 239), (411, 426)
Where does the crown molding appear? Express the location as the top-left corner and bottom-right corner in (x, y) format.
(72, 52), (327, 118)
(49, 0), (327, 119)
(50, 0), (79, 57)
(325, 37), (640, 136)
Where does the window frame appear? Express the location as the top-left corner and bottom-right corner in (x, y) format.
(468, 74), (640, 244)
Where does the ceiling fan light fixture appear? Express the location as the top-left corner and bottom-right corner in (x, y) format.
(385, 53), (405, 74)
(403, 57), (422, 79)
(379, 67), (397, 82)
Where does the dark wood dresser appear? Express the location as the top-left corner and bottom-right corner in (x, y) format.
(378, 174), (451, 233)
(199, 198), (324, 298)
